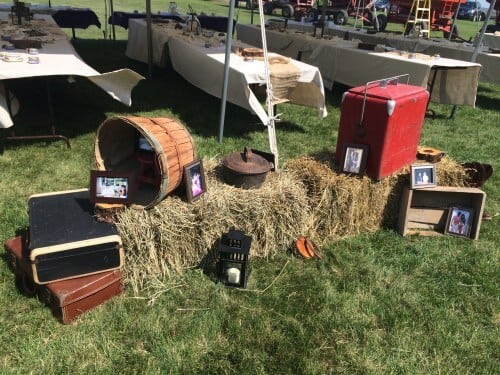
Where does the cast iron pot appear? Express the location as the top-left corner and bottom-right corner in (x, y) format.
(222, 147), (274, 189)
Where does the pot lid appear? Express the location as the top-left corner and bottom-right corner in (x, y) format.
(223, 147), (273, 175)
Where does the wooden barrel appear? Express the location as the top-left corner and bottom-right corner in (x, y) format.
(95, 116), (196, 209)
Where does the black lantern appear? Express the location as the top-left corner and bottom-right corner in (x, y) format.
(216, 228), (251, 288)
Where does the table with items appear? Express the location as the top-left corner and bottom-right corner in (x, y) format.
(474, 31), (500, 51)
(319, 24), (498, 86)
(236, 23), (482, 107)
(0, 3), (101, 37)
(125, 17), (182, 67)
(108, 10), (186, 29)
(0, 12), (144, 133)
(260, 19), (498, 86)
(126, 18), (327, 126)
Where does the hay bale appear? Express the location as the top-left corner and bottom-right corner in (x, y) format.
(434, 157), (469, 186)
(284, 154), (469, 242)
(116, 154), (469, 295)
(284, 155), (404, 241)
(116, 158), (310, 294)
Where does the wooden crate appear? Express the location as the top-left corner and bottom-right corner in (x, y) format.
(398, 186), (486, 239)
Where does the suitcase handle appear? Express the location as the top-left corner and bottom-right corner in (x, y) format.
(357, 74), (410, 137)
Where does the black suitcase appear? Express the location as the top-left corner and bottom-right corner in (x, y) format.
(28, 189), (124, 284)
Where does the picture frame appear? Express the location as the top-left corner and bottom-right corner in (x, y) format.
(445, 206), (475, 238)
(183, 159), (207, 203)
(89, 170), (135, 205)
(340, 144), (368, 176)
(410, 164), (437, 189)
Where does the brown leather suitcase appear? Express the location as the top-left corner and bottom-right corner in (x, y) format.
(4, 235), (124, 324)
(4, 234), (37, 296)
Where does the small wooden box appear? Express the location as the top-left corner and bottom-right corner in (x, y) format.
(398, 186), (486, 239)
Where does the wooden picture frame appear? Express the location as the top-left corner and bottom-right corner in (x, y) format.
(410, 164), (437, 189)
(183, 160), (207, 203)
(445, 206), (475, 238)
(340, 144), (368, 176)
(89, 170), (135, 205)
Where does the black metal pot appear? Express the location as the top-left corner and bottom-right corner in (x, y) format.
(222, 147), (274, 189)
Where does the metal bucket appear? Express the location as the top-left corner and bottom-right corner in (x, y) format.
(222, 147), (274, 189)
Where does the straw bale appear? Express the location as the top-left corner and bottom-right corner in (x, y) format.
(115, 158), (310, 294)
(284, 154), (468, 242)
(116, 154), (469, 294)
(284, 155), (404, 242)
(434, 157), (469, 187)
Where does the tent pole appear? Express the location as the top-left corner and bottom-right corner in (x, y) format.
(448, 2), (461, 41)
(109, 0), (116, 40)
(447, 0), (496, 119)
(471, 0), (496, 62)
(251, 1), (254, 24)
(218, 0), (236, 143)
(258, 0), (279, 168)
(146, 0), (154, 78)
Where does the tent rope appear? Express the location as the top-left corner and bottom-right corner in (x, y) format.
(257, 0), (279, 169)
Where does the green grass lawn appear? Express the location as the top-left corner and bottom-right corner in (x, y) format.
(0, 1), (498, 373)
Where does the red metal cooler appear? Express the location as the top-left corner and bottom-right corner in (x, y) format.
(335, 75), (429, 180)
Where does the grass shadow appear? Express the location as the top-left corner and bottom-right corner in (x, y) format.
(197, 238), (220, 284)
(3, 37), (343, 150)
(73, 39), (311, 140)
(475, 92), (500, 112)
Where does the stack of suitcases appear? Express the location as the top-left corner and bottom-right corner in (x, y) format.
(4, 189), (124, 324)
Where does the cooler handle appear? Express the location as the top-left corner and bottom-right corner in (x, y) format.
(357, 74), (410, 137)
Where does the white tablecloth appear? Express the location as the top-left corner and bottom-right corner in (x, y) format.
(237, 24), (482, 106)
(126, 19), (327, 125)
(0, 12), (144, 129)
(474, 32), (500, 50)
(125, 18), (178, 67)
(263, 20), (498, 86)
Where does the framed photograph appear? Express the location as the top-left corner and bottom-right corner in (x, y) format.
(183, 160), (207, 203)
(410, 164), (437, 189)
(445, 206), (475, 238)
(340, 144), (368, 176)
(89, 170), (135, 205)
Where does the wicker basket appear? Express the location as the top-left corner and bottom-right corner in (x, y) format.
(95, 116), (196, 209)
